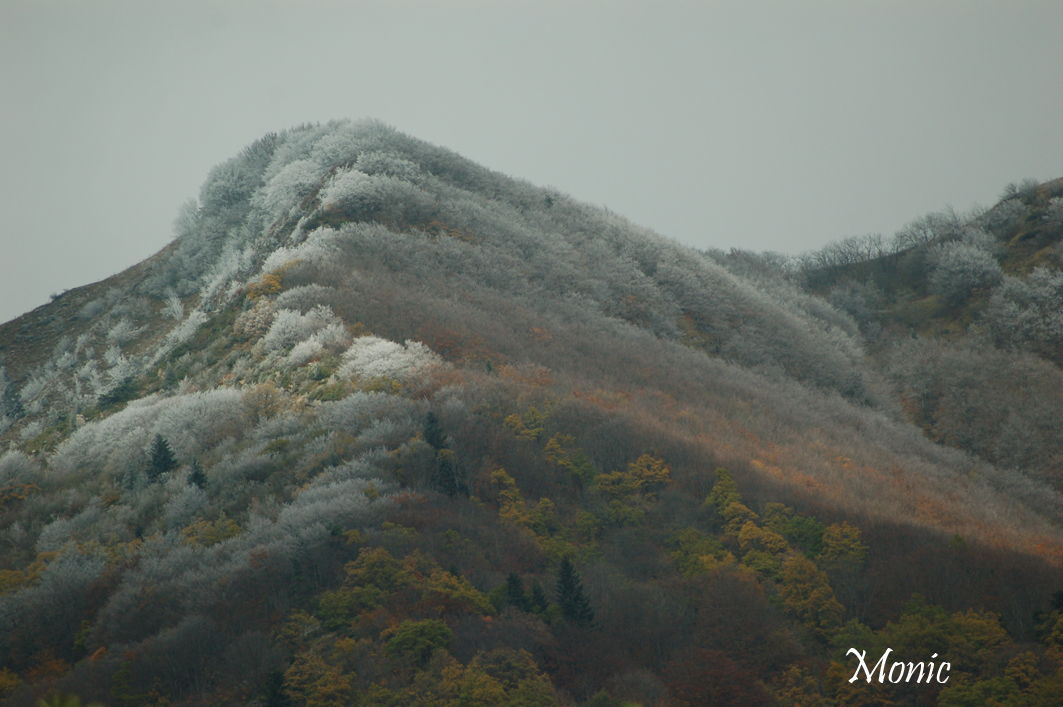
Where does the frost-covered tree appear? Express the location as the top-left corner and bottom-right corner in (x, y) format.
(999, 177), (1040, 202)
(978, 199), (1029, 236)
(252, 158), (323, 222)
(262, 306), (344, 353)
(337, 336), (444, 382)
(928, 242), (1003, 305)
(893, 209), (964, 251)
(984, 267), (1063, 354)
(1043, 197), (1063, 231)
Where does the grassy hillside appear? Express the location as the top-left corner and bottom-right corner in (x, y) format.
(1, 121), (1062, 706)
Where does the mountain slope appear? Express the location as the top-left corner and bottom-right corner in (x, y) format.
(1, 120), (1062, 706)
(796, 178), (1063, 490)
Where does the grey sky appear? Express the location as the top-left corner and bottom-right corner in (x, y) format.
(2, 1), (1062, 324)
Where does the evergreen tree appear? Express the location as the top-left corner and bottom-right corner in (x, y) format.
(147, 434), (178, 481)
(263, 668), (291, 707)
(503, 572), (531, 612)
(0, 367), (24, 420)
(530, 583), (550, 613)
(424, 411), (464, 496)
(189, 458), (207, 488)
(99, 377), (139, 407)
(556, 558), (594, 626)
(433, 449), (462, 497)
(423, 411), (446, 450)
(163, 366), (179, 391)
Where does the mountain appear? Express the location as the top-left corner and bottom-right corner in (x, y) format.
(1, 120), (1062, 706)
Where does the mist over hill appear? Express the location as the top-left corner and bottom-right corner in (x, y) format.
(2, 120), (1062, 706)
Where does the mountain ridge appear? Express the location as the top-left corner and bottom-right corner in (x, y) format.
(2, 120), (1063, 706)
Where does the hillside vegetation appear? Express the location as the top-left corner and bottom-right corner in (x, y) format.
(795, 177), (1063, 489)
(1, 120), (1062, 706)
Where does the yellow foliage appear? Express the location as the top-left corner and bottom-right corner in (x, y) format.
(670, 527), (735, 577)
(246, 261), (301, 300)
(771, 665), (834, 707)
(277, 610), (322, 650)
(738, 521), (790, 555)
(440, 661), (507, 707)
(543, 435), (570, 465)
(284, 653), (353, 707)
(34, 694), (106, 707)
(345, 547), (410, 591)
(741, 550), (783, 579)
(362, 376), (403, 394)
(628, 454), (671, 488)
(381, 521), (418, 538)
(418, 569), (496, 616)
(181, 513), (241, 547)
(0, 564), (42, 594)
(820, 522), (868, 564)
(721, 501), (758, 536)
(103, 536), (142, 564)
(246, 272), (283, 300)
(439, 649), (558, 707)
(504, 407), (547, 440)
(1043, 612), (1063, 659)
(0, 668), (20, 698)
(949, 608), (1010, 655)
(704, 467), (741, 512)
(595, 454), (671, 503)
(778, 555), (844, 639)
(529, 498), (561, 537)
(1004, 651), (1040, 690)
(491, 469), (532, 527)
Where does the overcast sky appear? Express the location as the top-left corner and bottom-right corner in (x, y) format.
(2, 1), (1062, 324)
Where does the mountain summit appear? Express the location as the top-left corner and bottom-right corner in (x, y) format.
(1, 120), (1062, 706)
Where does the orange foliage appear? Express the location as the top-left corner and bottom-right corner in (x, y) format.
(24, 650), (69, 683)
(0, 483), (39, 509)
(245, 272), (282, 300)
(419, 325), (493, 363)
(497, 364), (553, 387)
(426, 220), (478, 243)
(571, 388), (630, 410)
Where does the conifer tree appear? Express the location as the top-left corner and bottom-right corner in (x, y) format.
(163, 366), (179, 391)
(556, 558), (594, 626)
(504, 573), (531, 612)
(423, 411), (463, 496)
(263, 668), (291, 707)
(189, 458), (207, 488)
(147, 434), (178, 481)
(530, 583), (550, 614)
(423, 411), (446, 450)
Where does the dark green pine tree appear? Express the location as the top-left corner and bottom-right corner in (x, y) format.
(147, 434), (178, 482)
(424, 411), (464, 496)
(556, 557), (595, 626)
(530, 583), (550, 614)
(188, 458), (207, 488)
(263, 668), (291, 707)
(503, 573), (531, 612)
(163, 365), (179, 391)
(423, 411), (446, 450)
